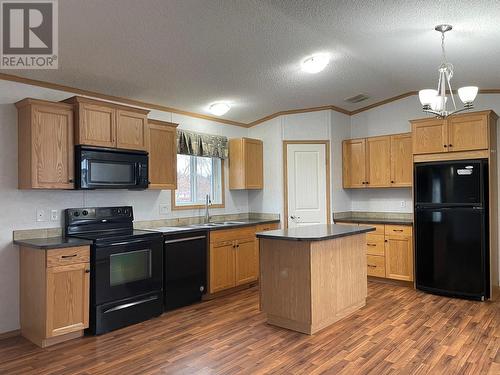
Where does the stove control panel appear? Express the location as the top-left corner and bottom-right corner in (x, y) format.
(65, 206), (133, 222)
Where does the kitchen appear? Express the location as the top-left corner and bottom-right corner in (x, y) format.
(1, 1), (500, 374)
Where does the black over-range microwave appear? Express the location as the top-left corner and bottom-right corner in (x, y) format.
(75, 146), (149, 189)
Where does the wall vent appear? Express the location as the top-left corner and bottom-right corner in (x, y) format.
(344, 93), (370, 103)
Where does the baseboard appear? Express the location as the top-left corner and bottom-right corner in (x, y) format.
(0, 329), (20, 340)
(368, 276), (414, 288)
(203, 282), (258, 300)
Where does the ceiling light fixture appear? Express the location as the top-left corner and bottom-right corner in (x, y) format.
(208, 102), (231, 116)
(301, 53), (330, 74)
(418, 24), (478, 118)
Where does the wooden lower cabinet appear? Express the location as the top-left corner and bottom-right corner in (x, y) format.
(336, 221), (414, 282)
(209, 222), (280, 294)
(20, 245), (90, 347)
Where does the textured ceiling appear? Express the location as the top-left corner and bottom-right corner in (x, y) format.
(3, 0), (500, 123)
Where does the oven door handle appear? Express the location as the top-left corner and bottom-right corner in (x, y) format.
(101, 238), (153, 247)
(164, 235), (206, 244)
(103, 295), (159, 314)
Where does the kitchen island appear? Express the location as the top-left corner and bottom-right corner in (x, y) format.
(256, 224), (375, 334)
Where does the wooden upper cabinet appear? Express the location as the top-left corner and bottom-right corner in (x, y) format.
(229, 138), (263, 190)
(342, 138), (366, 188)
(366, 136), (391, 187)
(116, 109), (149, 151)
(411, 118), (447, 154)
(412, 111), (497, 155)
(16, 99), (74, 189)
(390, 133), (412, 187)
(64, 96), (149, 150)
(75, 101), (116, 147)
(148, 119), (178, 190)
(447, 113), (489, 152)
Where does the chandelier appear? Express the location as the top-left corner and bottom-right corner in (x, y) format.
(418, 25), (478, 118)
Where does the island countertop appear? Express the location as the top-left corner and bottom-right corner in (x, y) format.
(256, 223), (375, 241)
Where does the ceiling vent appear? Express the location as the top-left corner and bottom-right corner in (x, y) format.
(344, 93), (370, 104)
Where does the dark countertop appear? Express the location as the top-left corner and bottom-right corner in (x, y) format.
(334, 217), (413, 226)
(256, 224), (375, 242)
(14, 236), (93, 250)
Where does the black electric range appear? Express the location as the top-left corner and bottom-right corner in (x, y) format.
(65, 206), (163, 335)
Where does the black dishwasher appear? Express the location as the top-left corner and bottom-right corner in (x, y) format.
(163, 230), (207, 311)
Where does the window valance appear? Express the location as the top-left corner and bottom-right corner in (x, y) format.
(177, 129), (229, 159)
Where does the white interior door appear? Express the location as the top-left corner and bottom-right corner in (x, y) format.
(286, 143), (328, 228)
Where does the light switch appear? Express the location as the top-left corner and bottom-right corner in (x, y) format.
(36, 208), (47, 222)
(159, 204), (169, 215)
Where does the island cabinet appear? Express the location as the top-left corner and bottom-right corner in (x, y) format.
(16, 99), (75, 189)
(63, 96), (149, 151)
(342, 133), (412, 188)
(147, 119), (178, 189)
(208, 222), (280, 294)
(229, 138), (263, 190)
(19, 245), (90, 348)
(411, 111), (497, 155)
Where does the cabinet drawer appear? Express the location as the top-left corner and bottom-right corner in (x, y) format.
(385, 225), (412, 237)
(46, 246), (90, 267)
(210, 226), (256, 243)
(367, 255), (386, 277)
(255, 223), (280, 232)
(366, 235), (385, 256)
(360, 223), (384, 235)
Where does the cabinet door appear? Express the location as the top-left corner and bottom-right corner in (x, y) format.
(46, 263), (89, 337)
(32, 105), (74, 189)
(342, 139), (366, 188)
(244, 138), (263, 189)
(447, 114), (489, 152)
(390, 133), (412, 187)
(366, 136), (391, 187)
(78, 103), (116, 147)
(148, 122), (177, 189)
(385, 236), (413, 281)
(209, 242), (236, 293)
(116, 110), (149, 151)
(235, 238), (258, 286)
(411, 119), (447, 154)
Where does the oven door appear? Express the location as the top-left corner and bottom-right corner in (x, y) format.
(94, 237), (163, 306)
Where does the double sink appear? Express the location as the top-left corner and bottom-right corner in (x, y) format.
(189, 221), (247, 228)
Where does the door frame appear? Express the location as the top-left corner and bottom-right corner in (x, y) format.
(283, 140), (331, 229)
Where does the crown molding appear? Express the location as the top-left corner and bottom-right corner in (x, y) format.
(1, 73), (499, 128)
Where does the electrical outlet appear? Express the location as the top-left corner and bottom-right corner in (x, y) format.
(400, 201), (406, 208)
(50, 209), (59, 221)
(159, 204), (169, 215)
(36, 208), (47, 222)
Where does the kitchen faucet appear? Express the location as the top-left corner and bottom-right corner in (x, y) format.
(204, 194), (211, 223)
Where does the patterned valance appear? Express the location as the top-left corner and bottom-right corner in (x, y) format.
(177, 129), (229, 159)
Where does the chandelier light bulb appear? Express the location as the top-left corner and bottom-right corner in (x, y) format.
(419, 89), (438, 106)
(458, 86), (479, 104)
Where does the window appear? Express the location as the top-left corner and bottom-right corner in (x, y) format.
(174, 154), (224, 208)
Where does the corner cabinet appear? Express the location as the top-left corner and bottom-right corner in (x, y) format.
(16, 98), (75, 189)
(411, 111), (497, 155)
(229, 138), (263, 190)
(342, 133), (412, 188)
(64, 96), (149, 151)
(20, 245), (90, 348)
(148, 119), (178, 190)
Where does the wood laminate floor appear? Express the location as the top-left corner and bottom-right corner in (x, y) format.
(0, 281), (499, 375)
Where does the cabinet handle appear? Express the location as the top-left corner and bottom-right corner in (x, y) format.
(391, 180), (395, 183)
(449, 144), (453, 147)
(69, 179), (74, 183)
(444, 144), (448, 148)
(393, 229), (404, 232)
(61, 254), (77, 258)
(367, 243), (376, 247)
(366, 181), (370, 184)
(85, 269), (90, 273)
(384, 239), (388, 242)
(368, 264), (376, 268)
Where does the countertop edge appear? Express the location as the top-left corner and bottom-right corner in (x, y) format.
(256, 226), (375, 241)
(334, 219), (413, 226)
(14, 237), (93, 250)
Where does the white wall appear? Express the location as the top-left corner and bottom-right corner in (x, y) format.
(0, 81), (249, 333)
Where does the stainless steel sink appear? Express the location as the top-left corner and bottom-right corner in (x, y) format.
(189, 221), (247, 228)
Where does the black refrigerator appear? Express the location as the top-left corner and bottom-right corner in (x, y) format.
(414, 159), (489, 301)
